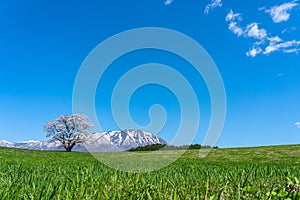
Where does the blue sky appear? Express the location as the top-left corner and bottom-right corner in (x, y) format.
(0, 0), (300, 147)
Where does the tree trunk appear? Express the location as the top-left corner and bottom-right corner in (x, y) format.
(64, 143), (72, 152)
(65, 147), (72, 152)
(64, 142), (76, 152)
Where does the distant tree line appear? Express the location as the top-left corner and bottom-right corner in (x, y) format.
(128, 144), (218, 151)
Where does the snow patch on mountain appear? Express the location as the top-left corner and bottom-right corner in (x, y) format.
(0, 130), (167, 152)
(0, 140), (14, 147)
(84, 129), (167, 152)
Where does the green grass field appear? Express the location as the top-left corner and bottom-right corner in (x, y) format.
(0, 145), (300, 199)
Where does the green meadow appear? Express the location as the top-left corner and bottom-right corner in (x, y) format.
(0, 145), (300, 199)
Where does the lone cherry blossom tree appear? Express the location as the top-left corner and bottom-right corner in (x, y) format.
(44, 114), (94, 152)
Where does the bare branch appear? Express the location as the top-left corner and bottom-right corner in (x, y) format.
(44, 114), (94, 152)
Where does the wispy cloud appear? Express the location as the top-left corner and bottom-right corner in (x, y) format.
(164, 0), (173, 6)
(247, 36), (300, 57)
(228, 22), (244, 36)
(225, 10), (242, 22)
(294, 122), (300, 128)
(225, 10), (243, 36)
(246, 47), (263, 57)
(225, 11), (268, 40)
(281, 26), (296, 34)
(264, 39), (300, 54)
(225, 10), (300, 57)
(245, 23), (267, 40)
(204, 0), (222, 15)
(265, 0), (299, 23)
(268, 36), (282, 43)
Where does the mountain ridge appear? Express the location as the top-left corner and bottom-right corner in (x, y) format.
(0, 130), (167, 152)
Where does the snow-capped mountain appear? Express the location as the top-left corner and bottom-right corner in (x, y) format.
(84, 129), (167, 152)
(12, 140), (65, 151)
(0, 140), (14, 147)
(0, 130), (167, 152)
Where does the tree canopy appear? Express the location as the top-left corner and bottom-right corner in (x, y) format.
(44, 114), (94, 152)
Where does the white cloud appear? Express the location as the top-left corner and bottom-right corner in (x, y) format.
(284, 48), (299, 53)
(225, 11), (269, 57)
(258, 6), (266, 11)
(245, 23), (267, 40)
(226, 10), (244, 36)
(224, 6), (300, 57)
(225, 12), (268, 40)
(281, 26), (297, 34)
(264, 40), (300, 54)
(164, 0), (173, 6)
(266, 0), (299, 23)
(264, 45), (278, 54)
(245, 37), (300, 56)
(228, 22), (244, 36)
(204, 0), (222, 15)
(225, 10), (242, 22)
(268, 36), (282, 43)
(294, 121), (300, 128)
(225, 10), (300, 57)
(246, 47), (263, 57)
